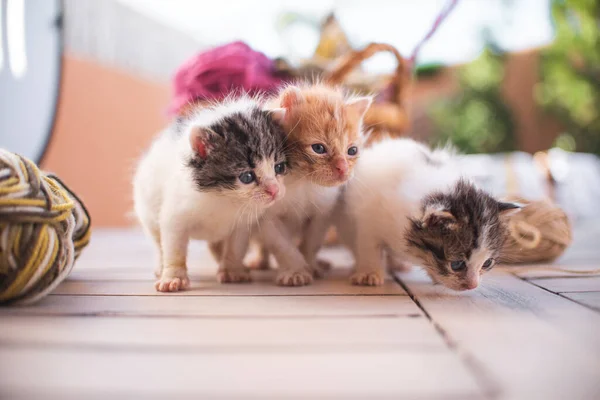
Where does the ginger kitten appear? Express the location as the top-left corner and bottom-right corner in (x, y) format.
(335, 138), (520, 291)
(133, 96), (287, 292)
(253, 83), (372, 286)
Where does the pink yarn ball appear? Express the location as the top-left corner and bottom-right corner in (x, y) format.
(169, 41), (287, 116)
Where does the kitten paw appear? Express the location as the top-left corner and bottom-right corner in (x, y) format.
(217, 269), (252, 283)
(246, 255), (271, 270)
(350, 271), (385, 286)
(154, 268), (190, 292)
(153, 265), (163, 278)
(276, 269), (313, 286)
(309, 259), (331, 278)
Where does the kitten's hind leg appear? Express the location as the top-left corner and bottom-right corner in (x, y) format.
(386, 251), (412, 273)
(208, 241), (223, 263)
(217, 227), (252, 284)
(146, 226), (163, 278)
(246, 243), (271, 270)
(299, 217), (332, 278)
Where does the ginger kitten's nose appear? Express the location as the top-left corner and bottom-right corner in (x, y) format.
(334, 158), (349, 178)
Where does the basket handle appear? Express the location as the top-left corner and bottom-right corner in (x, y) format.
(323, 42), (409, 106)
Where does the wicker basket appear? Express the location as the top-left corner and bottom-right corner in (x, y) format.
(323, 42), (411, 145)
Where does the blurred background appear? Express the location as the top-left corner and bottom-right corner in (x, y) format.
(1, 0), (599, 227)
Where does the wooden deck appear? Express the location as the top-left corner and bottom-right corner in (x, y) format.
(1, 221), (600, 399)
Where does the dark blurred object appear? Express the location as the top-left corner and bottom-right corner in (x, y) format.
(169, 41), (288, 116)
(536, 0), (600, 155)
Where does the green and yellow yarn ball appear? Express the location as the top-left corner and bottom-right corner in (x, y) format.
(0, 149), (91, 305)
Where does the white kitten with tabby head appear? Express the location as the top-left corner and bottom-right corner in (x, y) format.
(335, 138), (519, 291)
(133, 96), (287, 292)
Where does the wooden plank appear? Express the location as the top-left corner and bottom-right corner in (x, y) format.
(562, 292), (600, 311)
(529, 276), (600, 293)
(396, 269), (600, 399)
(0, 295), (420, 318)
(498, 264), (600, 279)
(54, 269), (406, 297)
(0, 316), (445, 350)
(0, 348), (484, 399)
(74, 230), (354, 273)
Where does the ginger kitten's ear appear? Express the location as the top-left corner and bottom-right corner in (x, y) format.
(189, 126), (220, 159)
(422, 204), (456, 229)
(498, 201), (521, 217)
(280, 86), (304, 110)
(346, 96), (373, 119)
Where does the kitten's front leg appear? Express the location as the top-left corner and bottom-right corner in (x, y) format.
(259, 218), (313, 286)
(156, 224), (190, 292)
(217, 227), (252, 284)
(299, 216), (332, 278)
(351, 234), (385, 286)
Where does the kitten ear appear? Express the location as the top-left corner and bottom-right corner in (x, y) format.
(280, 86), (304, 110)
(268, 108), (286, 125)
(422, 204), (456, 228)
(346, 96), (373, 119)
(189, 126), (219, 159)
(498, 201), (521, 217)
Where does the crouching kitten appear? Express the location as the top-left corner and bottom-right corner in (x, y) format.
(334, 138), (519, 291)
(133, 96), (288, 292)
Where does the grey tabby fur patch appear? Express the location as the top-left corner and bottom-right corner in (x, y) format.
(405, 179), (514, 279)
(183, 107), (287, 191)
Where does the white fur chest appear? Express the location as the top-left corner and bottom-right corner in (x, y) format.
(150, 155), (247, 242)
(180, 193), (242, 241)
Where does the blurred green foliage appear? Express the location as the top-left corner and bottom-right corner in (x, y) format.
(429, 46), (516, 154)
(429, 0), (599, 155)
(536, 0), (600, 154)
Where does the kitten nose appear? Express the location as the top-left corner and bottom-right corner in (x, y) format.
(264, 184), (279, 199)
(465, 276), (479, 290)
(334, 159), (349, 177)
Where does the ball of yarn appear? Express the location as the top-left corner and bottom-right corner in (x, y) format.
(169, 41), (287, 116)
(499, 196), (571, 264)
(0, 149), (91, 305)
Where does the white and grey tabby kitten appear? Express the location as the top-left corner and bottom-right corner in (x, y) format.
(133, 96), (288, 292)
(334, 138), (519, 291)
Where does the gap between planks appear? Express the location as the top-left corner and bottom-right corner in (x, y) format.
(395, 269), (600, 399)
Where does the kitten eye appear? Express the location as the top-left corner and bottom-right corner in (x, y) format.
(482, 258), (494, 271)
(450, 260), (467, 272)
(347, 146), (358, 156)
(274, 162), (286, 175)
(239, 171), (255, 184)
(311, 143), (327, 154)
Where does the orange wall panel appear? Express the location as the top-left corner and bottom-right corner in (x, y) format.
(42, 55), (170, 227)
